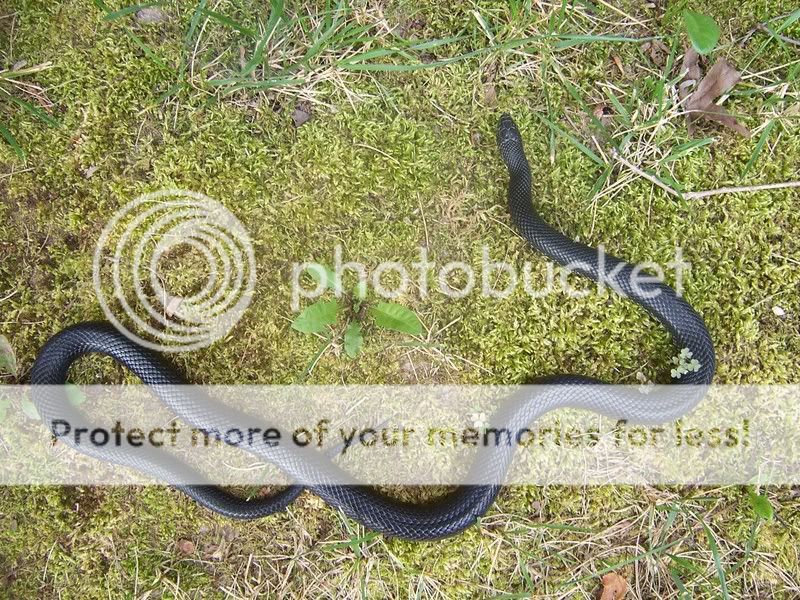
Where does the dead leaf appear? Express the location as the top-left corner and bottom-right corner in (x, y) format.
(599, 572), (628, 600)
(177, 539), (195, 555)
(292, 105), (311, 128)
(690, 58), (742, 109)
(483, 84), (497, 107)
(678, 47), (702, 105)
(696, 103), (751, 137)
(641, 39), (670, 67)
(611, 55), (625, 76)
(82, 165), (98, 179)
(681, 50), (750, 138)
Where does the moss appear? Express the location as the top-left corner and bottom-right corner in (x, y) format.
(2, 0), (800, 597)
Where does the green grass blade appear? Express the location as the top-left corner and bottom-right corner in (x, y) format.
(569, 537), (685, 586)
(200, 9), (257, 37)
(241, 0), (284, 76)
(212, 76), (305, 93)
(701, 522), (730, 599)
(743, 120), (775, 175)
(0, 123), (25, 159)
(555, 34), (657, 49)
(8, 97), (59, 127)
(184, 0), (209, 50)
(124, 29), (171, 71)
(604, 88), (631, 126)
(660, 137), (715, 163)
(535, 114), (605, 166)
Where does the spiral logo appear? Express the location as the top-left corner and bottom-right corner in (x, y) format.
(93, 189), (256, 352)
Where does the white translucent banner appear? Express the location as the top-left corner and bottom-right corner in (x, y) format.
(0, 385), (796, 485)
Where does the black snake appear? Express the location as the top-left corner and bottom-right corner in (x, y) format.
(30, 114), (715, 540)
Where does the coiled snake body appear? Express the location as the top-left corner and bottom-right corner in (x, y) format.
(31, 115), (715, 540)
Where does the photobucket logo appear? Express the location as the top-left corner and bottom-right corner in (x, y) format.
(291, 245), (690, 310)
(93, 189), (255, 352)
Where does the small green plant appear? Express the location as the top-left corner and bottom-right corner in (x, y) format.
(291, 265), (423, 360)
(670, 348), (701, 379)
(683, 10), (720, 55)
(747, 486), (774, 521)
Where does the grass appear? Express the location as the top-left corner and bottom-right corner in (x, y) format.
(1, 0), (800, 597)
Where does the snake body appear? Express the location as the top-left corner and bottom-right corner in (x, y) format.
(30, 115), (715, 540)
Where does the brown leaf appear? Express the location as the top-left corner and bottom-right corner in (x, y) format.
(681, 50), (750, 138)
(678, 48), (702, 105)
(641, 40), (670, 67)
(611, 55), (625, 76)
(599, 572), (628, 600)
(292, 105), (312, 128)
(483, 84), (497, 107)
(688, 58), (742, 111)
(177, 539), (195, 555)
(696, 104), (751, 138)
(221, 525), (238, 541)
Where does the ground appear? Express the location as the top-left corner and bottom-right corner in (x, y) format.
(1, 0), (799, 598)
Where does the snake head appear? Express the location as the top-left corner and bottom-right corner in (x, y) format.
(496, 114), (526, 170)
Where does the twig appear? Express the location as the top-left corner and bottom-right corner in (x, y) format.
(610, 149), (683, 199)
(611, 149), (800, 200)
(738, 12), (797, 45)
(756, 23), (800, 47)
(684, 180), (800, 200)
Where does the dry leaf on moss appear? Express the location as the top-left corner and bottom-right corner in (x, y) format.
(292, 103), (312, 128)
(641, 39), (670, 67)
(680, 49), (750, 137)
(678, 48), (702, 109)
(599, 572), (628, 600)
(483, 84), (497, 107)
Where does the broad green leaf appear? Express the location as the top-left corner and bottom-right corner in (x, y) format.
(21, 399), (40, 420)
(0, 335), (16, 375)
(748, 488), (774, 520)
(370, 302), (423, 336)
(344, 321), (363, 358)
(306, 264), (338, 291)
(291, 300), (339, 334)
(683, 11), (720, 55)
